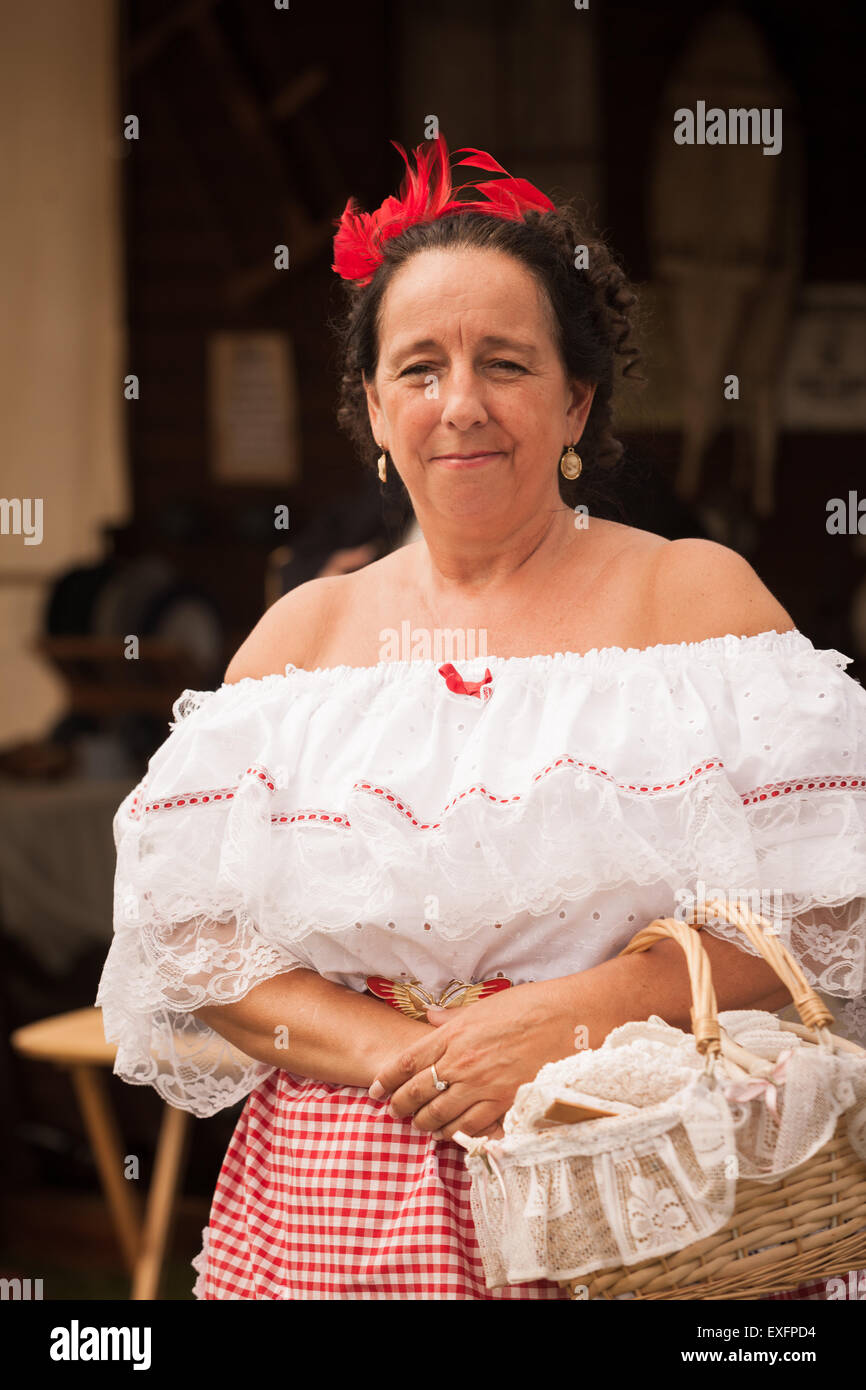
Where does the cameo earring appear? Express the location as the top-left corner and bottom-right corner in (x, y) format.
(560, 445), (582, 480)
(377, 450), (388, 482)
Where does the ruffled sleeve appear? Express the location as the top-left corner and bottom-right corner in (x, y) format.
(96, 682), (313, 1118)
(691, 637), (866, 1046)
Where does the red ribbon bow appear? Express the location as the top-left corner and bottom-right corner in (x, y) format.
(438, 663), (493, 698)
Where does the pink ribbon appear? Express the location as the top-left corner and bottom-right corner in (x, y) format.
(722, 1048), (795, 1123)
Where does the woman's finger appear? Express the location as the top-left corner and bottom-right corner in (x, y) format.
(388, 1063), (469, 1128)
(430, 1102), (508, 1143)
(369, 1036), (448, 1100)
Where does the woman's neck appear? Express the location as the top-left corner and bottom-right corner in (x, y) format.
(413, 502), (581, 598)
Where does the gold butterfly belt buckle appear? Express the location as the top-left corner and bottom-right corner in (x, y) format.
(365, 975), (512, 1019)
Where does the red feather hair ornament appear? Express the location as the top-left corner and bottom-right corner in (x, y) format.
(332, 131), (555, 285)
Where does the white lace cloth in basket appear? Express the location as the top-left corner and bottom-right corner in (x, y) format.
(457, 1014), (866, 1288)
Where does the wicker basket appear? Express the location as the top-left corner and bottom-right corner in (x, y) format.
(557, 900), (866, 1300)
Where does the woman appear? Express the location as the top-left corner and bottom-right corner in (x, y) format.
(98, 133), (866, 1300)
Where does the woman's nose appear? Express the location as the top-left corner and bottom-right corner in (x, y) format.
(439, 365), (489, 431)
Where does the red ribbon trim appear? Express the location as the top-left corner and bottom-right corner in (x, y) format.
(438, 663), (493, 698)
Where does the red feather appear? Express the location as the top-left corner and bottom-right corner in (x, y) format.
(332, 131), (554, 284)
(452, 147), (511, 176)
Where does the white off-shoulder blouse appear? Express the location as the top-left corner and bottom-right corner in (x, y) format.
(96, 628), (866, 1117)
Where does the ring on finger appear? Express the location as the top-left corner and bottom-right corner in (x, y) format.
(430, 1062), (449, 1092)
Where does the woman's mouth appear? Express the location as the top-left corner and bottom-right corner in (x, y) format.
(430, 452), (503, 469)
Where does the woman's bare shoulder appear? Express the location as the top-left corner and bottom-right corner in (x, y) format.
(644, 536), (796, 644)
(593, 518), (670, 560)
(223, 525), (792, 683)
(222, 546), (413, 681)
(222, 577), (344, 682)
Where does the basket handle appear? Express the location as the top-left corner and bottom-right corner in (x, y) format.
(616, 917), (813, 1079)
(617, 917), (722, 1061)
(691, 897), (836, 1038)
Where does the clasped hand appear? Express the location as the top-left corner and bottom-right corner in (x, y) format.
(367, 978), (577, 1142)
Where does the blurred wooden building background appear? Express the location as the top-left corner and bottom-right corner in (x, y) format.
(0, 0), (863, 1297)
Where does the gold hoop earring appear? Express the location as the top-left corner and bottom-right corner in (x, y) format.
(560, 445), (582, 480)
(377, 451), (387, 482)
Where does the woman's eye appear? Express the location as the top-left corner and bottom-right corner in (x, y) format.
(400, 361), (525, 376)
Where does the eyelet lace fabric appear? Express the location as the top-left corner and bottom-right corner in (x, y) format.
(457, 1013), (866, 1288)
(95, 629), (866, 1116)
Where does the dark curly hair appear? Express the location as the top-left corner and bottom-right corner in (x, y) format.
(329, 201), (646, 519)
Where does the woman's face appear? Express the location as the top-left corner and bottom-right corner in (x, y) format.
(364, 246), (595, 531)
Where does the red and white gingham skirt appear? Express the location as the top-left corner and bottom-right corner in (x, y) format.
(192, 1068), (863, 1301)
(192, 1068), (570, 1299)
